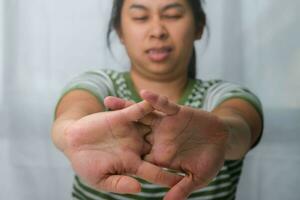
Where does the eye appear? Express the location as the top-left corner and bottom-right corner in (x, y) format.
(164, 15), (181, 19)
(133, 16), (148, 21)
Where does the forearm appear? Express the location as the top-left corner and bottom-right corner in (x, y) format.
(51, 90), (104, 153)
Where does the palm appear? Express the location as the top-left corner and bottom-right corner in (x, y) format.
(149, 106), (226, 167)
(149, 106), (227, 191)
(141, 93), (229, 200)
(65, 101), (182, 194)
(70, 143), (146, 193)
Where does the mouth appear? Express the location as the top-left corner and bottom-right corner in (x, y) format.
(146, 47), (173, 62)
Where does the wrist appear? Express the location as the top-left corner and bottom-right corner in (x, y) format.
(51, 118), (76, 154)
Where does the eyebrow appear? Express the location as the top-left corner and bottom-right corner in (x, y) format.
(129, 4), (148, 11)
(161, 3), (184, 12)
(129, 2), (184, 12)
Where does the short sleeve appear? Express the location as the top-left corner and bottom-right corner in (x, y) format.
(202, 81), (264, 148)
(54, 70), (116, 115)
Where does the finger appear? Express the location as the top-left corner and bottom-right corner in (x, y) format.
(104, 96), (134, 110)
(143, 153), (155, 163)
(140, 90), (180, 116)
(135, 123), (152, 155)
(122, 100), (154, 122)
(145, 133), (154, 145)
(97, 175), (141, 194)
(136, 161), (183, 188)
(104, 96), (157, 126)
(138, 112), (156, 126)
(163, 175), (195, 200)
(141, 140), (152, 156)
(135, 122), (152, 137)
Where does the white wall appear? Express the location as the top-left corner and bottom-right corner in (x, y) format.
(1, 0), (300, 199)
(0, 0), (4, 104)
(241, 0), (300, 110)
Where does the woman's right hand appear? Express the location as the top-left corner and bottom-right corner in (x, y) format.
(62, 100), (182, 194)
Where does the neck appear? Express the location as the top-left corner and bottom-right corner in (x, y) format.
(130, 70), (189, 103)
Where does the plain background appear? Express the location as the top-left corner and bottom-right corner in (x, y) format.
(1, 0), (300, 199)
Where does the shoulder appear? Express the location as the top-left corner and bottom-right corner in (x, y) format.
(182, 78), (221, 108)
(192, 78), (222, 90)
(72, 69), (129, 83)
(80, 68), (123, 77)
(201, 80), (263, 116)
(59, 69), (129, 104)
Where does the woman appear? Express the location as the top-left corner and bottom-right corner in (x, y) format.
(52, 0), (263, 199)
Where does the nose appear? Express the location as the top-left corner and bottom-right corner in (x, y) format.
(150, 18), (168, 40)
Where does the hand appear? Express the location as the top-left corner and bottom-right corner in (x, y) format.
(64, 100), (182, 194)
(141, 91), (229, 200)
(105, 91), (229, 200)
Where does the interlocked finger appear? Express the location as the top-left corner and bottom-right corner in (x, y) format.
(104, 96), (135, 110)
(140, 90), (180, 116)
(135, 122), (152, 137)
(138, 112), (157, 126)
(122, 100), (154, 122)
(104, 96), (160, 127)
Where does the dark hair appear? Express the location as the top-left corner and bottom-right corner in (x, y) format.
(106, 0), (206, 79)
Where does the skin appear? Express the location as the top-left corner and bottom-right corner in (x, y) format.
(52, 91), (182, 194)
(118, 0), (203, 101)
(52, 0), (262, 199)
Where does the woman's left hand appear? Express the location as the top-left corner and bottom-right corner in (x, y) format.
(105, 91), (230, 200)
(139, 91), (230, 200)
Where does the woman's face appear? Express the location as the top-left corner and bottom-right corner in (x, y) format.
(119, 0), (202, 80)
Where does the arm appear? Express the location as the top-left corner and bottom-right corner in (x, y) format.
(52, 90), (104, 154)
(212, 98), (263, 160)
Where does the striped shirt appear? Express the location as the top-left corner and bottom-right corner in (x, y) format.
(58, 69), (263, 200)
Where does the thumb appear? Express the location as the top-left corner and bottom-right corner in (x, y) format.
(163, 175), (195, 200)
(104, 96), (134, 110)
(96, 175), (142, 194)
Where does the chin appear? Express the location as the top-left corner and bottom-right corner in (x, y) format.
(147, 62), (175, 73)
(133, 61), (179, 78)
